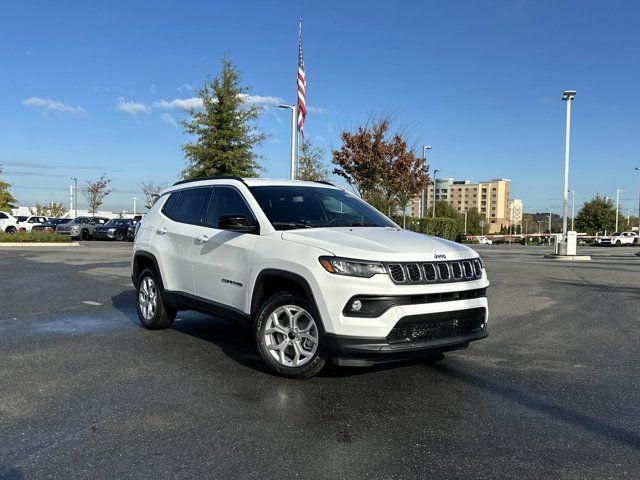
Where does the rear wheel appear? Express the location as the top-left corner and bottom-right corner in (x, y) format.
(115, 230), (125, 241)
(5, 226), (16, 234)
(80, 229), (89, 241)
(254, 292), (327, 379)
(136, 268), (176, 329)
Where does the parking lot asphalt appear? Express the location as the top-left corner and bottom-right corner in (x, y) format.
(0, 242), (639, 479)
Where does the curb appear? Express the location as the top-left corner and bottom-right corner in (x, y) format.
(543, 254), (592, 261)
(0, 242), (81, 247)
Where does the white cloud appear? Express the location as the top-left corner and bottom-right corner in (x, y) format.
(148, 84), (157, 94)
(160, 113), (178, 127)
(307, 106), (329, 114)
(114, 98), (151, 116)
(177, 83), (195, 92)
(152, 97), (203, 112)
(238, 94), (283, 109)
(22, 97), (87, 116)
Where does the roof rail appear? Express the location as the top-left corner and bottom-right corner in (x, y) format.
(173, 176), (246, 186)
(312, 180), (335, 186)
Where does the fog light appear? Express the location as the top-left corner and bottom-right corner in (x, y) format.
(351, 300), (362, 312)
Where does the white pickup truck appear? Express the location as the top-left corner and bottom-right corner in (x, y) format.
(596, 231), (639, 246)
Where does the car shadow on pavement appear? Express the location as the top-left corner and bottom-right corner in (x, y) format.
(432, 363), (640, 450)
(110, 289), (273, 375)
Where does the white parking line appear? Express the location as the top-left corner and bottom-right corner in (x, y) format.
(83, 301), (102, 306)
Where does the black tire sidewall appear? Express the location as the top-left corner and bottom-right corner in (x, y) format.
(136, 268), (175, 329)
(254, 292), (327, 379)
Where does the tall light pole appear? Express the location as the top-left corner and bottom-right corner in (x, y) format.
(432, 169), (440, 217)
(547, 208), (552, 233)
(278, 104), (297, 180)
(421, 145), (432, 217)
(70, 177), (78, 218)
(463, 210), (468, 236)
(561, 90), (576, 236)
(130, 197), (139, 216)
(615, 188), (625, 232)
(568, 189), (575, 231)
(538, 221), (542, 235)
(636, 167), (640, 231)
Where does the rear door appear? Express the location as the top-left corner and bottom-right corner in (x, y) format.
(192, 186), (259, 312)
(153, 187), (211, 294)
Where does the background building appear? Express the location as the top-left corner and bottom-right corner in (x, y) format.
(409, 178), (520, 234)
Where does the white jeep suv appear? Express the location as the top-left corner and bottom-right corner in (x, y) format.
(131, 177), (489, 378)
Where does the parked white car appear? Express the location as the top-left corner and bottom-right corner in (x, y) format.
(14, 215), (49, 232)
(596, 231), (638, 246)
(0, 211), (19, 233)
(476, 236), (493, 245)
(132, 177), (490, 379)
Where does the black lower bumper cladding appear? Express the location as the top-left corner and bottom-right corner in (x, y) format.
(324, 307), (488, 367)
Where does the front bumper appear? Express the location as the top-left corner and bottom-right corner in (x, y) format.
(323, 306), (488, 366)
(93, 232), (116, 239)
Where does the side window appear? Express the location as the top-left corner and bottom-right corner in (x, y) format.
(170, 188), (211, 225)
(28, 217), (38, 223)
(161, 192), (179, 218)
(0, 213), (7, 219)
(204, 186), (255, 228)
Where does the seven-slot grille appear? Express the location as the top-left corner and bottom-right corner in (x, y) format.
(385, 259), (482, 285)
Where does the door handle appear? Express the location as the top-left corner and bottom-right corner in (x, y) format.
(155, 227), (168, 235)
(194, 234), (209, 243)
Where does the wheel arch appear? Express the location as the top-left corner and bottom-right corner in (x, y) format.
(251, 269), (324, 330)
(132, 251), (163, 289)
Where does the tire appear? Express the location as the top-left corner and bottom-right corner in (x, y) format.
(136, 268), (176, 329)
(254, 292), (327, 379)
(115, 231), (124, 241)
(615, 240), (621, 246)
(80, 229), (90, 241)
(5, 226), (16, 234)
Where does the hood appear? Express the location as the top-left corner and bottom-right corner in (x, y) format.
(281, 227), (478, 261)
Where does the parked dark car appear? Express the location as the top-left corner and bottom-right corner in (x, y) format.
(55, 216), (109, 240)
(93, 219), (133, 241)
(31, 218), (71, 233)
(126, 215), (144, 241)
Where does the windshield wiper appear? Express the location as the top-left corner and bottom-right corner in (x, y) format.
(271, 221), (316, 230)
(346, 222), (378, 227)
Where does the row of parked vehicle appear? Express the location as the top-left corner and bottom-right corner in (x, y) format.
(0, 212), (143, 241)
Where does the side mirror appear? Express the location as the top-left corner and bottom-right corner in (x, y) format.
(218, 215), (259, 234)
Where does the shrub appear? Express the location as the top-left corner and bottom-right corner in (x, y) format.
(391, 216), (459, 240)
(0, 231), (73, 243)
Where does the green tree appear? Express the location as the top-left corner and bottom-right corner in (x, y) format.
(47, 201), (67, 218)
(82, 175), (114, 215)
(297, 137), (330, 182)
(434, 200), (460, 219)
(575, 194), (626, 234)
(182, 56), (265, 179)
(29, 202), (49, 215)
(0, 165), (17, 211)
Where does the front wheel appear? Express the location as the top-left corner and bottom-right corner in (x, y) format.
(254, 292), (327, 379)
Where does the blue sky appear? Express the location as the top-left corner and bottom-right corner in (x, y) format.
(2, 0), (640, 215)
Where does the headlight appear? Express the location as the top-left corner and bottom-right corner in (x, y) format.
(71, 226), (79, 232)
(108, 228), (116, 232)
(319, 256), (386, 278)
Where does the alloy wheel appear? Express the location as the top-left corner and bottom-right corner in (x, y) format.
(138, 276), (158, 320)
(264, 305), (319, 367)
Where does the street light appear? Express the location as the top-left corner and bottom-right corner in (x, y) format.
(538, 220), (542, 235)
(70, 177), (77, 218)
(568, 189), (575, 231)
(635, 166), (640, 231)
(546, 208), (552, 234)
(421, 145), (432, 217)
(278, 104), (297, 180)
(463, 210), (468, 236)
(130, 196), (139, 216)
(615, 188), (625, 232)
(561, 90), (576, 236)
(432, 169), (440, 217)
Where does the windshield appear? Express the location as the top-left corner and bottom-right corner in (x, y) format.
(15, 216), (27, 222)
(249, 186), (396, 230)
(73, 217), (90, 224)
(105, 219), (128, 227)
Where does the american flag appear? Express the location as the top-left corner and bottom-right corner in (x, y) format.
(297, 20), (306, 134)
